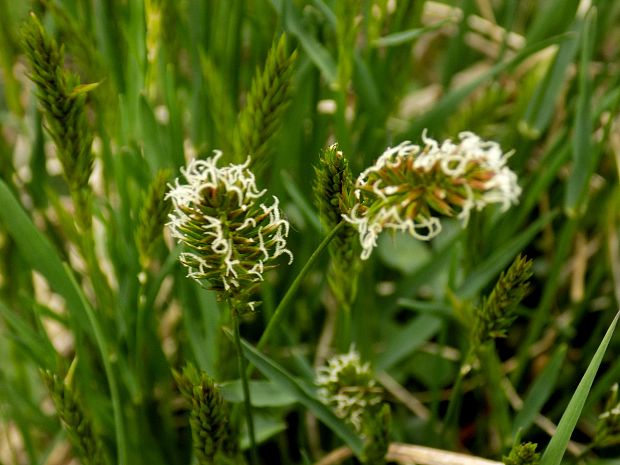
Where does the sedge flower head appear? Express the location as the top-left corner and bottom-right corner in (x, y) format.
(316, 348), (382, 433)
(344, 131), (521, 259)
(166, 152), (293, 307)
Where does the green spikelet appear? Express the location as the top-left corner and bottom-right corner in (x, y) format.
(173, 364), (243, 465)
(21, 13), (96, 230)
(503, 442), (540, 465)
(41, 369), (107, 465)
(136, 169), (172, 269)
(313, 144), (360, 310)
(471, 254), (533, 348)
(233, 34), (297, 175)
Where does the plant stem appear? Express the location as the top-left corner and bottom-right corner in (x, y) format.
(64, 264), (128, 465)
(257, 221), (346, 350)
(231, 302), (259, 465)
(441, 359), (468, 445)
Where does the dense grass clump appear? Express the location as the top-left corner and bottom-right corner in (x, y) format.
(1, 2), (620, 465)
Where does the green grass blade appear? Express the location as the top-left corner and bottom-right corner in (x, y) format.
(63, 263), (128, 465)
(404, 34), (570, 138)
(281, 0), (338, 84)
(564, 8), (597, 215)
(372, 20), (449, 47)
(0, 180), (90, 333)
(456, 210), (556, 299)
(221, 380), (297, 407)
(0, 299), (56, 370)
(520, 19), (580, 138)
(539, 311), (620, 465)
(512, 344), (567, 436)
(376, 315), (442, 371)
(235, 332), (364, 456)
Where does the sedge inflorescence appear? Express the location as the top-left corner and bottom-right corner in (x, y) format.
(316, 348), (383, 433)
(344, 131), (521, 260)
(166, 152), (292, 308)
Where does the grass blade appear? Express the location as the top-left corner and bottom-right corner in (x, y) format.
(0, 180), (90, 333)
(403, 34), (570, 139)
(376, 315), (442, 371)
(456, 210), (556, 299)
(281, 0), (338, 84)
(564, 8), (597, 215)
(235, 332), (364, 456)
(520, 22), (580, 138)
(511, 344), (567, 436)
(372, 21), (450, 47)
(539, 311), (620, 465)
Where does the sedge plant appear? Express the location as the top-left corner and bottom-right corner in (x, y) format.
(2, 3), (620, 465)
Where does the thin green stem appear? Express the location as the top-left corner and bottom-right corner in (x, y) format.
(441, 355), (469, 445)
(64, 264), (127, 465)
(231, 303), (259, 465)
(257, 221), (346, 351)
(133, 270), (149, 401)
(80, 228), (114, 314)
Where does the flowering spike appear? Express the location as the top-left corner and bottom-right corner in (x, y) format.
(316, 347), (383, 433)
(313, 144), (360, 310)
(42, 370), (107, 465)
(344, 131), (521, 259)
(471, 254), (533, 348)
(22, 13), (96, 230)
(167, 153), (292, 309)
(173, 365), (242, 464)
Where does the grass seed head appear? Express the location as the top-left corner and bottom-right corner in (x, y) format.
(41, 370), (107, 465)
(345, 130), (521, 259)
(173, 365), (241, 464)
(316, 347), (383, 433)
(166, 153), (292, 310)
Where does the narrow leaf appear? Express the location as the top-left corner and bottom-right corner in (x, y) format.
(372, 21), (449, 47)
(565, 8), (597, 215)
(282, 0), (338, 83)
(233, 331), (364, 456)
(0, 180), (90, 333)
(539, 312), (620, 465)
(377, 315), (442, 371)
(512, 344), (567, 436)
